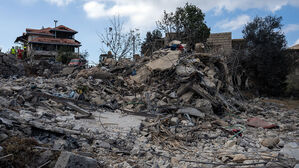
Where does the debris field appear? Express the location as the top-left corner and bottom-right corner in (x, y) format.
(0, 49), (298, 168)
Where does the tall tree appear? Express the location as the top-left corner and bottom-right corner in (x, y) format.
(99, 16), (141, 60)
(242, 15), (288, 95)
(156, 3), (210, 47)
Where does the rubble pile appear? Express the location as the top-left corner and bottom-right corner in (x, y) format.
(0, 48), (298, 167)
(0, 52), (25, 77)
(0, 52), (68, 78)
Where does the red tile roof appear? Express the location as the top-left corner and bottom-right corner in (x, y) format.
(30, 36), (81, 46)
(26, 27), (53, 35)
(26, 25), (77, 35)
(52, 25), (77, 33)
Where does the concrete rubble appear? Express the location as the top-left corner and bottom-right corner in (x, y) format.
(0, 48), (298, 167)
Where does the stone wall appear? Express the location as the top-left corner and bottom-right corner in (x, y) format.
(207, 32), (232, 55)
(163, 32), (233, 55)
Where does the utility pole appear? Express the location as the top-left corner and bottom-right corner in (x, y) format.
(54, 20), (58, 38)
(54, 20), (58, 53)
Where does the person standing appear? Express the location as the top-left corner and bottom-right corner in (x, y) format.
(10, 47), (16, 55)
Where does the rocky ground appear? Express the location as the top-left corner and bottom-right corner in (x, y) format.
(0, 49), (298, 168)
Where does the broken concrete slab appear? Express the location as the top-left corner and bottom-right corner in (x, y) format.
(247, 117), (277, 129)
(62, 67), (76, 75)
(130, 66), (151, 83)
(54, 151), (97, 168)
(177, 107), (205, 118)
(146, 50), (180, 71)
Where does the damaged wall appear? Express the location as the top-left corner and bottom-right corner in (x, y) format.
(207, 32), (232, 55)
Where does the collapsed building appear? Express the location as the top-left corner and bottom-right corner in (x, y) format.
(15, 25), (81, 59)
(0, 39), (298, 167)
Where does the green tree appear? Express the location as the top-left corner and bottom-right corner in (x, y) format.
(141, 29), (162, 55)
(242, 15), (288, 96)
(56, 46), (78, 64)
(156, 3), (210, 47)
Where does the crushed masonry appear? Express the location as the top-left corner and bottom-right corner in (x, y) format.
(0, 48), (298, 167)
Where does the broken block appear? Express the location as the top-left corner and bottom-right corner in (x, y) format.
(54, 151), (97, 168)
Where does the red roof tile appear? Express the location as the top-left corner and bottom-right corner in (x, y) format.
(26, 25), (77, 35)
(26, 27), (53, 35)
(52, 25), (77, 33)
(30, 36), (81, 46)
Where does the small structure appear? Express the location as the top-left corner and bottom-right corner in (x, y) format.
(15, 25), (81, 59)
(164, 32), (234, 55)
(288, 44), (299, 76)
(206, 32), (232, 55)
(286, 44), (299, 95)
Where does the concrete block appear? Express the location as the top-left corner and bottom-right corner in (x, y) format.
(54, 151), (97, 168)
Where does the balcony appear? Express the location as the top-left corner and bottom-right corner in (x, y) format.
(32, 50), (58, 56)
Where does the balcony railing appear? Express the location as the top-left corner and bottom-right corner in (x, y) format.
(32, 50), (58, 56)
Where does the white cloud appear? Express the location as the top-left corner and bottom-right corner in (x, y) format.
(83, 1), (106, 18)
(82, 0), (299, 30)
(45, 0), (74, 6)
(217, 15), (250, 31)
(294, 38), (299, 45)
(283, 24), (299, 34)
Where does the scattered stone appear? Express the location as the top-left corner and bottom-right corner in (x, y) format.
(261, 137), (280, 148)
(280, 142), (299, 161)
(0, 96), (10, 107)
(93, 140), (111, 149)
(195, 99), (213, 114)
(224, 140), (237, 148)
(53, 139), (67, 150)
(54, 151), (97, 168)
(91, 97), (105, 105)
(232, 154), (246, 163)
(0, 133), (8, 142)
(170, 117), (179, 125)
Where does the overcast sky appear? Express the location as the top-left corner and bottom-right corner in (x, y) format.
(1, 0), (299, 63)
